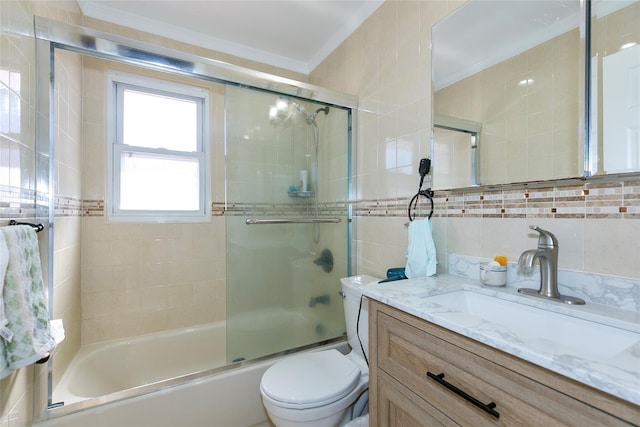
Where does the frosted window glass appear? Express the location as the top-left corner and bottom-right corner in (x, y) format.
(119, 152), (200, 211)
(108, 72), (208, 220)
(122, 89), (197, 151)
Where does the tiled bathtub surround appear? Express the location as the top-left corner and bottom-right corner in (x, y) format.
(448, 254), (640, 312)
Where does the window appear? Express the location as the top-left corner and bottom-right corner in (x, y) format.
(107, 72), (209, 221)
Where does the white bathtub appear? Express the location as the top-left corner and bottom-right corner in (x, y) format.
(43, 311), (347, 426)
(40, 339), (347, 427)
(53, 322), (227, 405)
(40, 356), (277, 427)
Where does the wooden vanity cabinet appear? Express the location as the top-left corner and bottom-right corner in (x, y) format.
(368, 299), (640, 427)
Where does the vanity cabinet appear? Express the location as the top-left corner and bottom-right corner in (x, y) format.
(368, 299), (640, 426)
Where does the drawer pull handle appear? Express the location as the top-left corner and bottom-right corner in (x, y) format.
(427, 371), (500, 419)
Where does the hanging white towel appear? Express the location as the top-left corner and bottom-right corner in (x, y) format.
(1, 225), (55, 379)
(405, 218), (437, 278)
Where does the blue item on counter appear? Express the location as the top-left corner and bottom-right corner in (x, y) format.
(378, 267), (407, 283)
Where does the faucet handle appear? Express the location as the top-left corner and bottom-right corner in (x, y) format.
(529, 225), (558, 249)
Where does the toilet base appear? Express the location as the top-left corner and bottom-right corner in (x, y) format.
(264, 404), (351, 427)
(263, 388), (368, 427)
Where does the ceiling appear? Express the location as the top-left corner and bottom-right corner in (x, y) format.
(77, 0), (384, 75)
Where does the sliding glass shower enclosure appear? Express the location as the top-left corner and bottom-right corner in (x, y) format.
(34, 17), (355, 418)
(225, 86), (351, 362)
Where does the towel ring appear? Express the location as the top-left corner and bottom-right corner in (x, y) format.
(408, 189), (434, 221)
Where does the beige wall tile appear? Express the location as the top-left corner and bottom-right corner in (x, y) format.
(3, 1), (640, 425)
(311, 0), (639, 284)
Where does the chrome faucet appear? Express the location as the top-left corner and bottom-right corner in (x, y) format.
(517, 225), (585, 305)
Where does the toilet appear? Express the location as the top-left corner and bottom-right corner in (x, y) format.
(260, 275), (379, 427)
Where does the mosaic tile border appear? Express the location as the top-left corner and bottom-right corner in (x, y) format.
(55, 195), (83, 217)
(78, 200), (349, 217)
(27, 179), (639, 221)
(354, 180), (640, 220)
(0, 185), (40, 222)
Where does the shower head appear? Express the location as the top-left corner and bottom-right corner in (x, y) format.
(311, 106), (330, 121)
(269, 97), (329, 126)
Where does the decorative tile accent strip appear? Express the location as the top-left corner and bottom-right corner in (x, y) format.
(622, 180), (640, 219)
(69, 200), (348, 218)
(353, 198), (411, 218)
(0, 185), (39, 220)
(82, 199), (104, 217)
(35, 179), (640, 220)
(225, 201), (348, 217)
(212, 202), (225, 216)
(352, 180), (639, 220)
(55, 195), (83, 217)
(585, 181), (625, 218)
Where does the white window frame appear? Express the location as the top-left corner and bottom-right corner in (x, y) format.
(106, 71), (210, 222)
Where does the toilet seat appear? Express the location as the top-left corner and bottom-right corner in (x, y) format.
(260, 350), (361, 409)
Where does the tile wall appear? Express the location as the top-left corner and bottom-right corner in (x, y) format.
(309, 1), (640, 282)
(434, 29), (581, 185)
(72, 17), (309, 346)
(2, 0), (639, 426)
(1, 1), (308, 425)
(79, 57), (227, 344)
(1, 1), (83, 425)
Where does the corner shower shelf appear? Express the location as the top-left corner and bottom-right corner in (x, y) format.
(288, 190), (315, 198)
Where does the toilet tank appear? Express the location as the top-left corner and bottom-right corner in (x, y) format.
(340, 275), (379, 361)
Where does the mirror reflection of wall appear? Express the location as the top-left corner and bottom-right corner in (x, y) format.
(433, 128), (475, 189)
(591, 0), (640, 175)
(433, 114), (481, 188)
(432, 0), (584, 190)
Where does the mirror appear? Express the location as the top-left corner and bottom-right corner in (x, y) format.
(590, 0), (640, 175)
(431, 0), (585, 190)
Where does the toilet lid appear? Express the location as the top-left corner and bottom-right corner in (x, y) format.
(261, 349), (361, 408)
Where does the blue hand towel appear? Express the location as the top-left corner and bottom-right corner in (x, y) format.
(1, 225), (55, 379)
(405, 218), (437, 278)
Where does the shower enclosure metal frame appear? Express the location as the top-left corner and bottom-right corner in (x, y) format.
(33, 16), (357, 420)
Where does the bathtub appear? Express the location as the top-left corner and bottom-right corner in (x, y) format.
(53, 321), (227, 405)
(43, 314), (347, 426)
(40, 339), (347, 427)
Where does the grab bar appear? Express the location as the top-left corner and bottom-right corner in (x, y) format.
(245, 218), (342, 225)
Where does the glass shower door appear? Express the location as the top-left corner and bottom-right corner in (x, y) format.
(224, 85), (351, 363)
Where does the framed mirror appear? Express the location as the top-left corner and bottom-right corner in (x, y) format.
(589, 0), (640, 176)
(431, 0), (585, 190)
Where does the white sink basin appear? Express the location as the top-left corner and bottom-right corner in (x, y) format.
(424, 290), (639, 359)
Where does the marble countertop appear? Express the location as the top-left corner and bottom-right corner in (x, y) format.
(363, 275), (640, 406)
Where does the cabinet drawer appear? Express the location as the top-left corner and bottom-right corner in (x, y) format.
(376, 370), (458, 427)
(375, 308), (634, 427)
